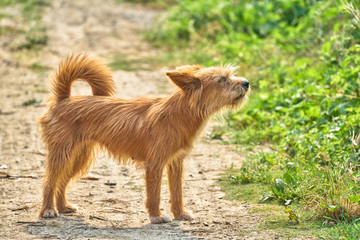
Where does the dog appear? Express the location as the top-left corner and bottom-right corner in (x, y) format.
(38, 53), (250, 223)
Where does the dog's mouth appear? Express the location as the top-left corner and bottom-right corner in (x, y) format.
(234, 90), (248, 101)
(231, 93), (245, 105)
(231, 88), (250, 105)
(234, 93), (245, 101)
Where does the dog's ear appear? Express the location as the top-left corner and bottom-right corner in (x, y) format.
(166, 68), (201, 92)
(175, 65), (202, 71)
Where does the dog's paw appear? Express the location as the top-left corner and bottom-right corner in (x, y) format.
(39, 208), (58, 218)
(150, 215), (172, 224)
(58, 204), (77, 213)
(174, 210), (194, 221)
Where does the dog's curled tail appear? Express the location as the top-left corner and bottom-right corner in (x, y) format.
(51, 53), (115, 101)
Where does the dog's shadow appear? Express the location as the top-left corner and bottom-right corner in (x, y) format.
(23, 214), (194, 239)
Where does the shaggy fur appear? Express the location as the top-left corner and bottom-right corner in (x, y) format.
(38, 53), (250, 223)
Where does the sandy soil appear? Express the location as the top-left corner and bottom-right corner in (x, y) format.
(0, 1), (314, 239)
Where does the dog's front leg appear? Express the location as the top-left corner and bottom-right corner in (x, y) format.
(167, 159), (194, 221)
(145, 166), (171, 224)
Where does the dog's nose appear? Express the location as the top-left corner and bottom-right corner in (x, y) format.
(241, 81), (249, 90)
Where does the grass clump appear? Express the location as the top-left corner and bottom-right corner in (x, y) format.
(19, 25), (47, 50)
(149, 0), (360, 233)
(30, 62), (47, 72)
(22, 98), (42, 106)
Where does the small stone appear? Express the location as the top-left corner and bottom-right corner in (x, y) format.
(190, 221), (200, 225)
(104, 181), (116, 186)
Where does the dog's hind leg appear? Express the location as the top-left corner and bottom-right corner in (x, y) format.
(56, 142), (95, 213)
(145, 164), (172, 224)
(167, 158), (194, 220)
(39, 147), (72, 218)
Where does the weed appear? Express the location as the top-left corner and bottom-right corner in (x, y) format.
(35, 88), (48, 93)
(22, 98), (42, 106)
(285, 206), (300, 224)
(30, 62), (47, 72)
(130, 185), (143, 192)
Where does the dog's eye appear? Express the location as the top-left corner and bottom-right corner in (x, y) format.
(218, 77), (227, 83)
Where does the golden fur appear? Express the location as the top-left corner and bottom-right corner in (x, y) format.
(38, 53), (250, 223)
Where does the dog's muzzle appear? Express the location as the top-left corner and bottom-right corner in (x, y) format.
(241, 80), (249, 91)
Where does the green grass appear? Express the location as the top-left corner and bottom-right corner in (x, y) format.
(125, 180), (144, 192)
(115, 0), (177, 9)
(0, 26), (17, 35)
(108, 51), (203, 72)
(219, 167), (272, 202)
(0, 0), (48, 49)
(219, 168), (327, 238)
(261, 216), (324, 239)
(35, 88), (48, 93)
(0, 12), (11, 18)
(220, 168), (360, 238)
(30, 62), (47, 72)
(18, 26), (47, 50)
(320, 221), (360, 239)
(22, 98), (42, 106)
(108, 53), (141, 71)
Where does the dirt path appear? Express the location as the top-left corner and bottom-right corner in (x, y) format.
(0, 1), (284, 239)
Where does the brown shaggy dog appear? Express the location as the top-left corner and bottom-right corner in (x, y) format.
(38, 53), (250, 223)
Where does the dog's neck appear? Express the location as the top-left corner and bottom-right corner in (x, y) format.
(161, 91), (210, 143)
(165, 91), (209, 120)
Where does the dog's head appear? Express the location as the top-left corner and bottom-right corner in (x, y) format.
(165, 65), (250, 115)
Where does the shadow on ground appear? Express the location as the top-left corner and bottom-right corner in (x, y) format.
(23, 214), (195, 239)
